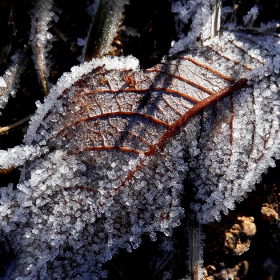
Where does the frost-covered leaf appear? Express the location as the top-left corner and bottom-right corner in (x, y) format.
(0, 30), (280, 278)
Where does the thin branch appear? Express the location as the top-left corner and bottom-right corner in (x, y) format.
(210, 0), (222, 38)
(0, 116), (31, 135)
(0, 49), (29, 113)
(29, 0), (54, 96)
(84, 0), (129, 60)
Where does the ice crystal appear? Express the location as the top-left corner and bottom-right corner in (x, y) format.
(29, 0), (54, 95)
(170, 0), (212, 54)
(243, 5), (259, 27)
(0, 49), (28, 113)
(0, 28), (279, 278)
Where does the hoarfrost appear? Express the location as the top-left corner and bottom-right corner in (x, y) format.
(0, 49), (28, 113)
(1, 0), (280, 278)
(29, 0), (54, 94)
(1, 29), (280, 277)
(170, 0), (212, 54)
(243, 5), (259, 27)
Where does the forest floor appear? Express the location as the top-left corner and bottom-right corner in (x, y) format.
(0, 0), (280, 279)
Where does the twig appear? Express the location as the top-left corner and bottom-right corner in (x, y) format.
(187, 215), (204, 280)
(0, 48), (29, 112)
(84, 0), (129, 60)
(0, 116), (31, 135)
(30, 0), (54, 96)
(210, 0), (222, 38)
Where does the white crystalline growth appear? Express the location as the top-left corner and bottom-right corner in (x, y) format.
(0, 77), (6, 88)
(1, 25), (280, 279)
(24, 55), (139, 145)
(0, 145), (48, 169)
(185, 32), (280, 223)
(0, 49), (28, 113)
(170, 0), (212, 54)
(0, 51), (187, 278)
(29, 0), (54, 93)
(0, 138), (186, 279)
(243, 5), (259, 27)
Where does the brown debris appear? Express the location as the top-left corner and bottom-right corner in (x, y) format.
(261, 203), (279, 224)
(204, 261), (249, 280)
(203, 265), (215, 280)
(202, 266), (214, 280)
(225, 261), (249, 280)
(0, 166), (13, 175)
(224, 216), (256, 255)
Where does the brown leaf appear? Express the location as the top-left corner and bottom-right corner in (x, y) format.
(2, 31), (280, 278)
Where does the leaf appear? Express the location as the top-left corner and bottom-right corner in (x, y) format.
(1, 30), (280, 278)
(187, 32), (280, 222)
